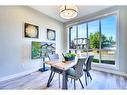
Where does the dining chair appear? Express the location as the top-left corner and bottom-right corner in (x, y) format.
(66, 58), (86, 89)
(83, 55), (94, 86)
(48, 53), (62, 88)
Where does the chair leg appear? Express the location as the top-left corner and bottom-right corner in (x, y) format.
(87, 72), (92, 80)
(85, 72), (87, 86)
(88, 72), (92, 80)
(74, 80), (76, 89)
(79, 79), (84, 89)
(58, 74), (60, 88)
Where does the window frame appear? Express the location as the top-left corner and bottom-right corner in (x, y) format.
(67, 10), (119, 70)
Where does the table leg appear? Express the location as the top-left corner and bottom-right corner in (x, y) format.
(62, 71), (68, 89)
(47, 70), (54, 87)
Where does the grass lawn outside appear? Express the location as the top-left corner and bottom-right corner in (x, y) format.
(93, 59), (115, 65)
(80, 50), (115, 65)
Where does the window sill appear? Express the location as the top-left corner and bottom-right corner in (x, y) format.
(92, 62), (119, 71)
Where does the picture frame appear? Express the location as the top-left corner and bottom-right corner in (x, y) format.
(31, 41), (56, 59)
(47, 29), (56, 41)
(24, 23), (39, 38)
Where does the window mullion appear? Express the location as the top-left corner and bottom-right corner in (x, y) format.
(75, 25), (78, 53)
(99, 19), (102, 64)
(86, 23), (89, 57)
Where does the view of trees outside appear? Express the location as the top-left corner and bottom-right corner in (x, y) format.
(69, 15), (117, 65)
(87, 20), (100, 63)
(88, 31), (116, 64)
(89, 32), (100, 49)
(88, 20), (100, 49)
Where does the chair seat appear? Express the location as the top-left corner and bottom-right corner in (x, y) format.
(67, 68), (76, 77)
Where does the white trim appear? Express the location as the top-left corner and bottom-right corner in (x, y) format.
(115, 10), (120, 70)
(0, 68), (40, 82)
(92, 66), (127, 78)
(92, 63), (119, 70)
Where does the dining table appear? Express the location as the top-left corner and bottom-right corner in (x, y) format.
(44, 56), (86, 89)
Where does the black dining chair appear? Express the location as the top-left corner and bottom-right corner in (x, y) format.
(83, 55), (94, 86)
(47, 53), (62, 88)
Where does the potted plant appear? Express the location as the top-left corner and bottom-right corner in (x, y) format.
(64, 53), (76, 61)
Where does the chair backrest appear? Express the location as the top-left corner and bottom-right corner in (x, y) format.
(48, 53), (59, 61)
(62, 52), (69, 61)
(75, 58), (86, 78)
(85, 55), (94, 71)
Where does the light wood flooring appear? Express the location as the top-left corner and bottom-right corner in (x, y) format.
(0, 70), (127, 90)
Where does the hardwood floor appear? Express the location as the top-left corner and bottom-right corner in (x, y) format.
(0, 70), (127, 90)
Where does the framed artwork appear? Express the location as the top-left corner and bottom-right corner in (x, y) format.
(24, 23), (39, 38)
(31, 41), (56, 59)
(47, 29), (56, 41)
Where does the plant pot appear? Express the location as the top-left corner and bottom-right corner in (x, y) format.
(64, 56), (75, 61)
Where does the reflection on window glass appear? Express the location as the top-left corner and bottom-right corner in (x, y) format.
(76, 23), (87, 49)
(69, 26), (77, 49)
(88, 20), (100, 49)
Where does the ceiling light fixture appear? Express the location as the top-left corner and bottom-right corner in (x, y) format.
(60, 5), (78, 19)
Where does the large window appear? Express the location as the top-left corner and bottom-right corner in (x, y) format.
(88, 20), (100, 64)
(100, 15), (116, 65)
(69, 14), (117, 65)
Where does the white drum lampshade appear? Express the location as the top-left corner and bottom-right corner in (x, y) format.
(60, 5), (78, 19)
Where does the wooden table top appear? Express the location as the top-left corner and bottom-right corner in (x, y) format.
(44, 60), (77, 71)
(44, 55), (86, 71)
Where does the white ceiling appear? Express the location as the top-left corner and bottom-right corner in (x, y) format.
(30, 6), (111, 23)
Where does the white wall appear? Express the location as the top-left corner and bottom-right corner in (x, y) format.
(0, 6), (64, 78)
(64, 6), (127, 74)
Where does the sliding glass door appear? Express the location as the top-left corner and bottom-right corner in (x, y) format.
(69, 14), (117, 65)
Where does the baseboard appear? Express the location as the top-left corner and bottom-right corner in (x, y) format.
(92, 66), (127, 77)
(0, 68), (40, 82)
